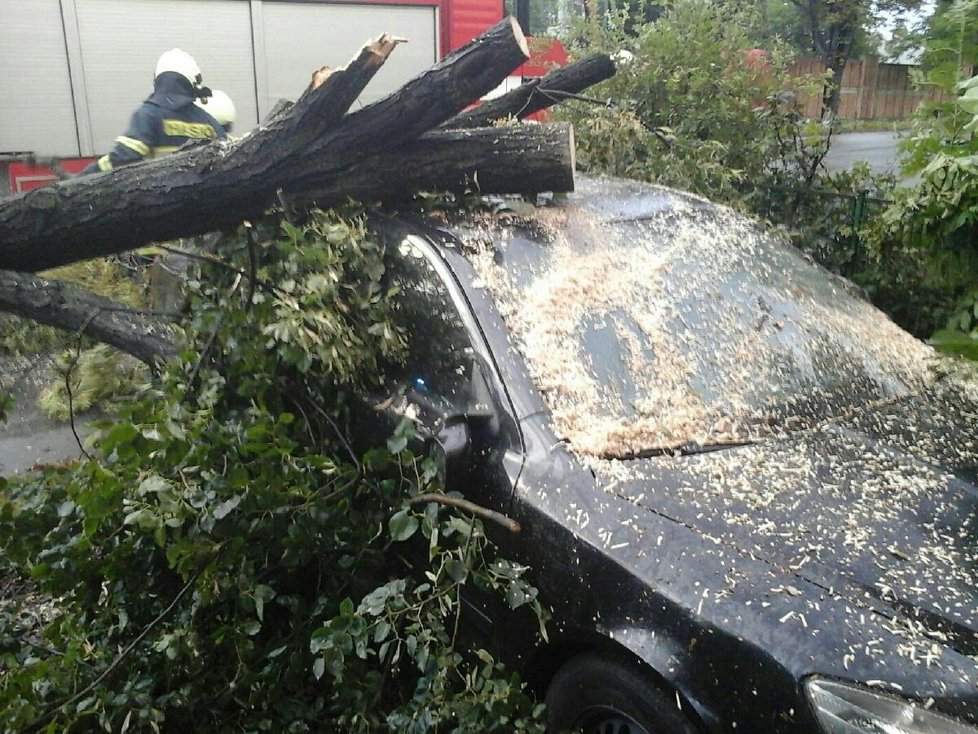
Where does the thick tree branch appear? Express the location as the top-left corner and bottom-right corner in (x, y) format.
(293, 123), (575, 208)
(0, 270), (175, 366)
(442, 53), (616, 129)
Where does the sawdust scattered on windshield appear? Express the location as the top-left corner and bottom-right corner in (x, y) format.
(458, 180), (937, 458)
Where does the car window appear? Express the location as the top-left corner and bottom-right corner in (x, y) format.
(381, 238), (478, 419)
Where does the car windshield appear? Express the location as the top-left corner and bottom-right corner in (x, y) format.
(458, 178), (937, 459)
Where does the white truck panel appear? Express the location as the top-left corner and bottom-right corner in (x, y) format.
(75, 0), (257, 153)
(0, 0), (80, 156)
(0, 0), (439, 160)
(259, 2), (438, 113)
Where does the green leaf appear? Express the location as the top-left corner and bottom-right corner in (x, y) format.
(123, 509), (160, 530)
(389, 510), (419, 542)
(310, 627), (331, 655)
(243, 620), (261, 636)
(506, 584), (527, 609)
(75, 695), (98, 714)
(138, 475), (171, 496)
(100, 422), (138, 450)
(930, 329), (978, 360)
(445, 559), (469, 583)
(373, 620), (391, 643)
(254, 584), (276, 622)
(363, 448), (391, 472)
(386, 435), (408, 454)
(212, 494), (242, 520)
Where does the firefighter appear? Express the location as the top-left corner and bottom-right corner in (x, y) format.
(79, 48), (225, 176)
(146, 93), (236, 312)
(195, 89), (236, 135)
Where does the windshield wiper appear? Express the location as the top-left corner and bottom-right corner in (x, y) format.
(604, 440), (755, 461)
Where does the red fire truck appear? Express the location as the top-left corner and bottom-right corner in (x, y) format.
(0, 0), (566, 195)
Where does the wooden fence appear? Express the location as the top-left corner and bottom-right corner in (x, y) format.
(788, 57), (954, 120)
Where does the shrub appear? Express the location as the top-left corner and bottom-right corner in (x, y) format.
(557, 0), (829, 212)
(0, 209), (546, 732)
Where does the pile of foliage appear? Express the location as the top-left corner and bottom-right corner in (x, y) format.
(0, 208), (546, 732)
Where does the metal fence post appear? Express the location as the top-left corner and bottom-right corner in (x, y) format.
(850, 189), (868, 264)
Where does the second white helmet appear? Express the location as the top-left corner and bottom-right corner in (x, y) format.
(196, 89), (236, 130)
(155, 48), (203, 87)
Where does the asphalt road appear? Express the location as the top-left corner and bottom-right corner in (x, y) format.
(0, 415), (92, 475)
(822, 131), (908, 179)
(0, 356), (94, 476)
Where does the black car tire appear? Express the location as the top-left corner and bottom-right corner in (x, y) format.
(545, 652), (700, 734)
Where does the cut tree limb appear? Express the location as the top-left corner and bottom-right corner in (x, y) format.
(0, 18), (529, 273)
(293, 123), (575, 207)
(0, 270), (175, 366)
(442, 53), (616, 129)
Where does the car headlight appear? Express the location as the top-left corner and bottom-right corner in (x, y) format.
(805, 678), (978, 734)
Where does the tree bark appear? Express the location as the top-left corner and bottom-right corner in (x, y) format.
(442, 54), (616, 129)
(788, 0), (857, 119)
(0, 271), (175, 366)
(293, 123), (575, 208)
(0, 18), (529, 274)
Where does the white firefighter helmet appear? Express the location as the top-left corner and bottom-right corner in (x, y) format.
(155, 48), (203, 87)
(196, 89), (236, 129)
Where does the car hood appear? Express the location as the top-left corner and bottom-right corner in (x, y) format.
(593, 376), (978, 657)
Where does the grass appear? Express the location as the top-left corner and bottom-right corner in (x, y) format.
(833, 119), (914, 133)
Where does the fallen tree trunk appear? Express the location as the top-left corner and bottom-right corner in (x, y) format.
(0, 18), (529, 273)
(0, 271), (175, 366)
(442, 53), (616, 129)
(0, 123), (573, 366)
(294, 123), (575, 207)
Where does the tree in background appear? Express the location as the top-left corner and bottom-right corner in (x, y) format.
(556, 0), (829, 213)
(913, 0), (978, 102)
(752, 0), (925, 116)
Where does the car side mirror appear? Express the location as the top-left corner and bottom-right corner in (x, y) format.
(428, 359), (499, 487)
(431, 414), (475, 486)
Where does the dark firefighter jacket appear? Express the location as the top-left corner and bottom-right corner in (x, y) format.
(80, 72), (226, 176)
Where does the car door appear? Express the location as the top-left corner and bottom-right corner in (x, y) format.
(348, 230), (527, 637)
(351, 229), (524, 516)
